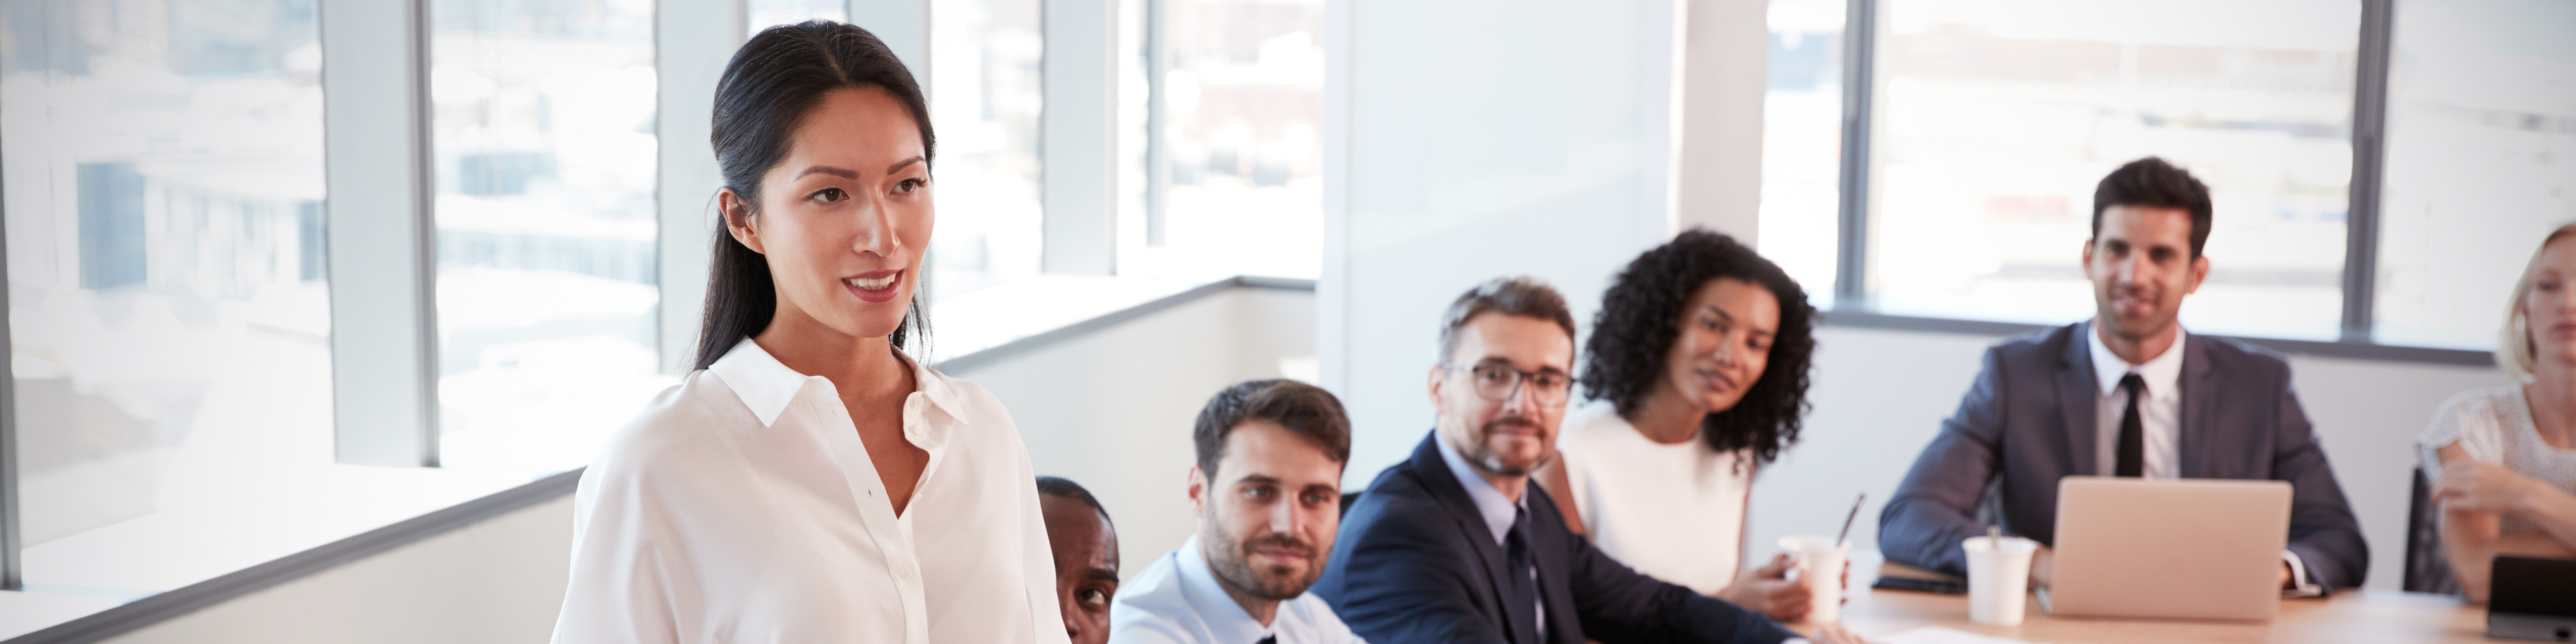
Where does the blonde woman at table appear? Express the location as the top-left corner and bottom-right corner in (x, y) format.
(1533, 229), (1823, 623)
(2421, 223), (2576, 604)
(549, 21), (1067, 644)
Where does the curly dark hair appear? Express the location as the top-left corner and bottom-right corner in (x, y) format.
(1579, 228), (1816, 466)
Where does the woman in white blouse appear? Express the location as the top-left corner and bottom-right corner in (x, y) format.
(1534, 229), (1821, 623)
(2420, 223), (2576, 604)
(551, 21), (1067, 644)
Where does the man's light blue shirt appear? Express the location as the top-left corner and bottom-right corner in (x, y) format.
(1435, 435), (1546, 633)
(1107, 535), (1368, 644)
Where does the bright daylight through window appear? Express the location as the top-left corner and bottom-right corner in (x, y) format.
(2373, 0), (2576, 350)
(928, 0), (1044, 301)
(1760, 0), (1847, 308)
(1859, 0), (2361, 341)
(1136, 0), (1324, 281)
(2, 0), (343, 596)
(429, 0), (667, 471)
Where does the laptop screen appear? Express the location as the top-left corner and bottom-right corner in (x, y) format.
(2490, 556), (2576, 618)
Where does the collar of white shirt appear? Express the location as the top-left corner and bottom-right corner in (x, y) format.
(1436, 435), (1521, 546)
(1175, 535), (1278, 643)
(2086, 320), (2186, 401)
(706, 337), (971, 435)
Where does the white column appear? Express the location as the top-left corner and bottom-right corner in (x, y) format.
(1318, 0), (1690, 488)
(1672, 0), (1772, 241)
(321, 0), (438, 466)
(1041, 0), (1120, 275)
(657, 0), (746, 374)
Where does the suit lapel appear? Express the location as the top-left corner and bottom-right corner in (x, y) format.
(1406, 434), (1536, 644)
(2059, 323), (2100, 477)
(2177, 334), (2219, 478)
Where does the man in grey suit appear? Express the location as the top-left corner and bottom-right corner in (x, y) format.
(1878, 157), (2369, 594)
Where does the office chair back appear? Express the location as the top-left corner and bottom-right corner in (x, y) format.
(2404, 466), (2461, 595)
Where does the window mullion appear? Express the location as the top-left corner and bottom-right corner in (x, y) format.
(321, 0), (440, 467)
(1833, 0), (1879, 307)
(2341, 0), (2396, 343)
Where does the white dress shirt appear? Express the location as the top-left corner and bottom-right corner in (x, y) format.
(1556, 400), (1754, 596)
(2086, 322), (2184, 479)
(1107, 535), (1368, 644)
(2084, 322), (2321, 596)
(551, 338), (1069, 644)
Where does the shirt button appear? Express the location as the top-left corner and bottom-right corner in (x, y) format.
(897, 567), (916, 582)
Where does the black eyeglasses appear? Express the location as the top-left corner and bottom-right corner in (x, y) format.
(1440, 362), (1572, 405)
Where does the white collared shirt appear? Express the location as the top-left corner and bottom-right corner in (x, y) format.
(1107, 535), (1368, 644)
(551, 339), (1069, 644)
(2086, 321), (2186, 479)
(2082, 322), (2322, 596)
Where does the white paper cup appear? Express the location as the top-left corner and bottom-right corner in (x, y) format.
(1776, 535), (1847, 625)
(1962, 535), (2039, 625)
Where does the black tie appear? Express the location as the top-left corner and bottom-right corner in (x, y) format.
(2116, 374), (2145, 478)
(1505, 506), (1542, 644)
(1254, 637), (1275, 644)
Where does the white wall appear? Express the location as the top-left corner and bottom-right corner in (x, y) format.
(1745, 325), (2508, 591)
(100, 495), (572, 644)
(946, 287), (1316, 576)
(1320, 0), (1690, 490)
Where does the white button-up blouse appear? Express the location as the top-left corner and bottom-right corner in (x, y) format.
(551, 338), (1069, 644)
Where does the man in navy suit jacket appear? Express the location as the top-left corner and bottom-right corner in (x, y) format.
(1878, 158), (2369, 593)
(1313, 278), (1858, 644)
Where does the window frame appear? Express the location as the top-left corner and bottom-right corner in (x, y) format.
(1815, 0), (2487, 365)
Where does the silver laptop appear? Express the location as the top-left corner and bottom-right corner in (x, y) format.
(2039, 476), (2292, 622)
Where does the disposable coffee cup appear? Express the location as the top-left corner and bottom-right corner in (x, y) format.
(1962, 535), (2039, 625)
(1776, 535), (1847, 625)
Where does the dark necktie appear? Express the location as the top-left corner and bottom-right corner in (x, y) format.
(2116, 374), (2145, 478)
(1254, 637), (1275, 644)
(1505, 506), (1542, 644)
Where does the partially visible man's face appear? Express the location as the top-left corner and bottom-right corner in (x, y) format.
(1428, 313), (1576, 478)
(1041, 495), (1118, 644)
(2084, 205), (2208, 345)
(1190, 420), (1344, 602)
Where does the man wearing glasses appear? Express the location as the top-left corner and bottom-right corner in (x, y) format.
(1313, 278), (1862, 644)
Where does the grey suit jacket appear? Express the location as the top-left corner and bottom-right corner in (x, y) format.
(1876, 321), (2369, 591)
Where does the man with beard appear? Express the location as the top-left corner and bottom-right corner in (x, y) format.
(1877, 157), (2367, 594)
(1314, 278), (1863, 644)
(1041, 476), (1122, 644)
(1110, 379), (1367, 644)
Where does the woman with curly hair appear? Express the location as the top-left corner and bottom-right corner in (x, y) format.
(1533, 228), (1819, 623)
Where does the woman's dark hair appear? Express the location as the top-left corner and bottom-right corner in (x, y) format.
(694, 20), (935, 370)
(1578, 228), (1817, 466)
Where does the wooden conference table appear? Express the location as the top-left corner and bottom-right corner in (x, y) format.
(1795, 586), (2494, 644)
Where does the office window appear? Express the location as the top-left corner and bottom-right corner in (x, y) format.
(1136, 0), (1324, 280)
(748, 0), (844, 36)
(1759, 0), (1847, 304)
(2371, 0), (2576, 350)
(429, 0), (666, 471)
(926, 0), (1044, 300)
(2, 0), (331, 555)
(1864, 0), (2359, 341)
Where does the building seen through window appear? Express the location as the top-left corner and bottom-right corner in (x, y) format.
(429, 0), (667, 471)
(2, 0), (333, 588)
